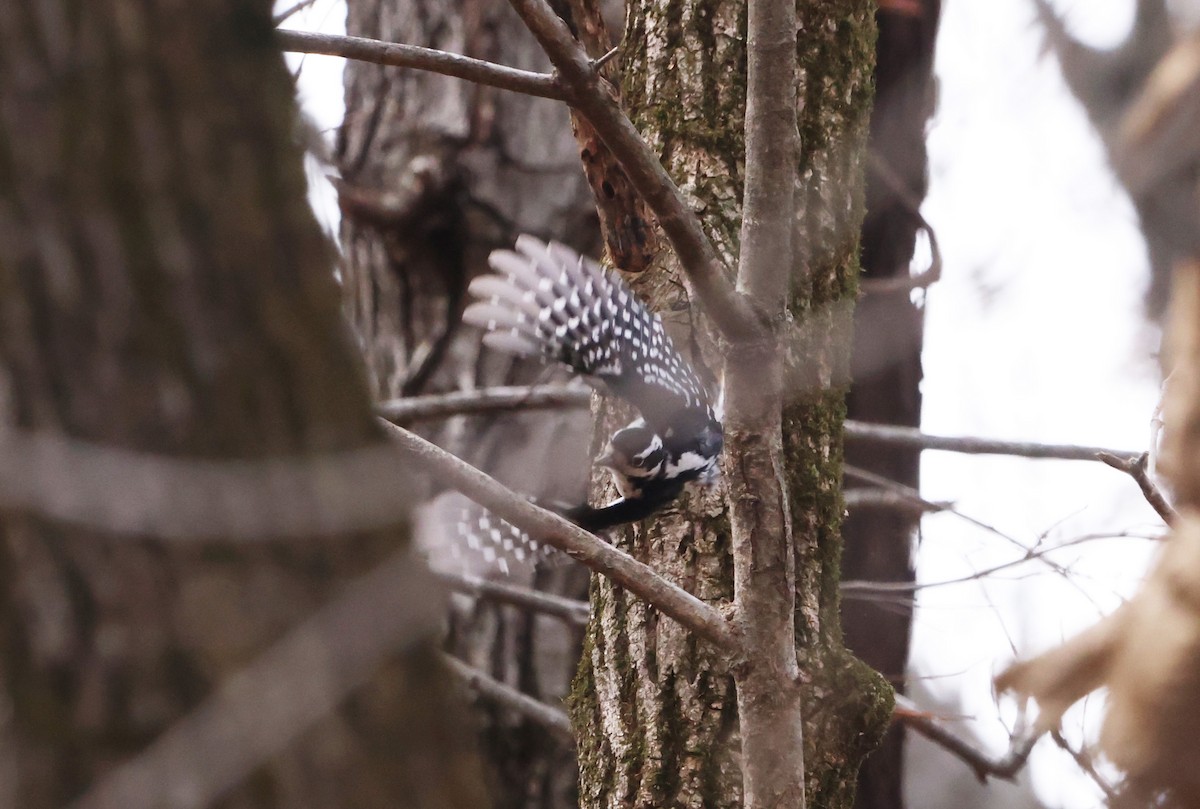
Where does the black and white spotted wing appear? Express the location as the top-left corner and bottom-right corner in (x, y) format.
(463, 236), (713, 435)
(419, 492), (563, 577)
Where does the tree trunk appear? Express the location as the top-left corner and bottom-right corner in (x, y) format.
(844, 4), (940, 808)
(569, 2), (892, 807)
(337, 1), (602, 806)
(0, 1), (485, 806)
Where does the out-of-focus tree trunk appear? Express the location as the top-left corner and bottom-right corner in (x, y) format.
(844, 4), (941, 809)
(568, 2), (892, 807)
(0, 1), (486, 807)
(336, 1), (601, 806)
(1034, 0), (1194, 318)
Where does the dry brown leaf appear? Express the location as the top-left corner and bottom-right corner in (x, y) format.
(1100, 513), (1200, 803)
(994, 605), (1125, 735)
(997, 261), (1200, 803)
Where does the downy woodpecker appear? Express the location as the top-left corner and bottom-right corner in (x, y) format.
(464, 235), (722, 531)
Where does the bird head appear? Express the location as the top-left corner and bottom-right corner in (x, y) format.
(597, 424), (666, 480)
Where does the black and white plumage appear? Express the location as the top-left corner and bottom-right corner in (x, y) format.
(418, 492), (563, 577)
(464, 235), (723, 530)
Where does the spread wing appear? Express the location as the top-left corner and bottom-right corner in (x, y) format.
(418, 492), (564, 577)
(463, 235), (713, 435)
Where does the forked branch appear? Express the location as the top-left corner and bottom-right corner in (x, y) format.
(279, 17), (760, 339)
(505, 0), (763, 340)
(276, 30), (568, 101)
(382, 420), (740, 652)
(1098, 450), (1177, 524)
(894, 694), (1039, 783)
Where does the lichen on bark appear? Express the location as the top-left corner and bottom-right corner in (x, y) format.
(569, 1), (892, 807)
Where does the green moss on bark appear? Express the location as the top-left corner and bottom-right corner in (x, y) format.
(572, 1), (889, 808)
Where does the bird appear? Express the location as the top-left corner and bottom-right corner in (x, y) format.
(417, 491), (564, 577)
(463, 235), (723, 531)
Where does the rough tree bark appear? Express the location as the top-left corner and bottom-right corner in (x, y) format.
(336, 1), (601, 806)
(569, 2), (892, 807)
(844, 4), (940, 808)
(0, 1), (484, 807)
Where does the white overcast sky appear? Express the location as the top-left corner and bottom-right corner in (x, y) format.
(279, 1), (1184, 806)
(916, 2), (1173, 807)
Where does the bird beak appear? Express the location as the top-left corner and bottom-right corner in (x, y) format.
(595, 449), (617, 468)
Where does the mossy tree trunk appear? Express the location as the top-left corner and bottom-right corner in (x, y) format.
(0, 1), (485, 806)
(570, 1), (891, 807)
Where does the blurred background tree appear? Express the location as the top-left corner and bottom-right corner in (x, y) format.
(0, 1), (485, 807)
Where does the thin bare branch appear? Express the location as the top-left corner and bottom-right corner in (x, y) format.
(71, 548), (445, 809)
(847, 462), (1076, 592)
(894, 694), (1039, 783)
(843, 488), (947, 514)
(861, 151), (943, 295)
(437, 570), (591, 626)
(381, 420), (741, 652)
(384, 385), (1144, 463)
(285, 0), (757, 341)
(505, 0), (763, 340)
(1051, 730), (1119, 802)
(723, 0), (805, 800)
(1098, 451), (1177, 524)
(442, 654), (574, 745)
(844, 421), (1140, 461)
(844, 464), (949, 514)
(275, 30), (568, 101)
(843, 462), (1072, 581)
(378, 384), (590, 424)
(841, 530), (1157, 599)
(593, 44), (620, 70)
